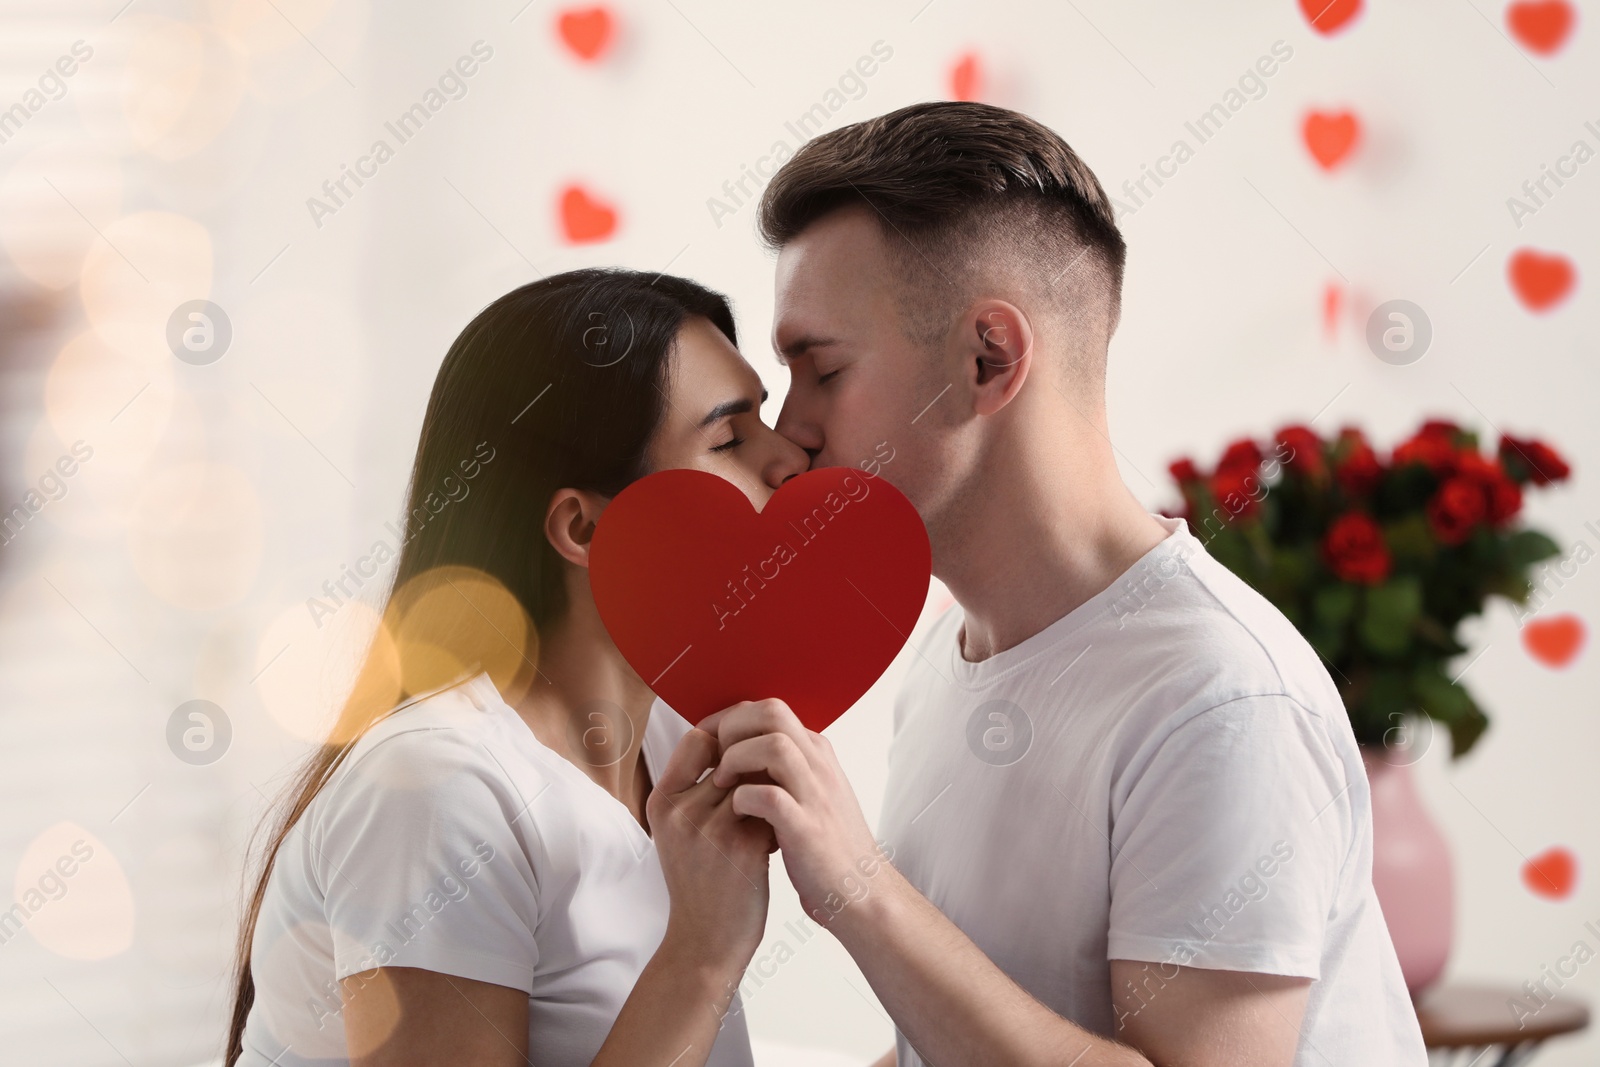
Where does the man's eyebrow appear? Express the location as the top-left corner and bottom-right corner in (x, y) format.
(698, 388), (768, 428)
(776, 334), (843, 362)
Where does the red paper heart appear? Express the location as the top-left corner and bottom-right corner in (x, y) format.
(559, 184), (618, 243)
(590, 467), (931, 732)
(1299, 0), (1363, 35)
(1523, 613), (1586, 667)
(1507, 0), (1575, 55)
(949, 52), (982, 101)
(1523, 846), (1578, 899)
(1508, 248), (1577, 311)
(1303, 110), (1361, 170)
(557, 6), (614, 61)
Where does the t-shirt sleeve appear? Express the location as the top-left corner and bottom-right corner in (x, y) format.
(1106, 693), (1353, 979)
(309, 727), (544, 993)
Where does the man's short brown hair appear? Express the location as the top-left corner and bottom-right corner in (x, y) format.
(758, 102), (1127, 388)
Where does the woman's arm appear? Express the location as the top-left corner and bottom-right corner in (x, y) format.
(592, 726), (773, 1066)
(344, 967), (528, 1066)
(344, 728), (767, 1067)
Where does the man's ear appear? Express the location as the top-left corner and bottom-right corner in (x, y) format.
(544, 488), (608, 568)
(963, 299), (1033, 417)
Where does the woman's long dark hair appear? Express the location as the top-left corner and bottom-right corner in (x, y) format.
(223, 268), (738, 1064)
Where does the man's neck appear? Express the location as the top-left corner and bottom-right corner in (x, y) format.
(936, 439), (1170, 664)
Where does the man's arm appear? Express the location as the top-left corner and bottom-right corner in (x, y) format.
(702, 699), (1313, 1067)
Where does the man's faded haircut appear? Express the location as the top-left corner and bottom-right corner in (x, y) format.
(757, 101), (1127, 390)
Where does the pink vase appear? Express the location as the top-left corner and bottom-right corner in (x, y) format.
(1362, 747), (1454, 996)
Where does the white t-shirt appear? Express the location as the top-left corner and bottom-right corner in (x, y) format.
(238, 671), (753, 1067)
(878, 514), (1427, 1067)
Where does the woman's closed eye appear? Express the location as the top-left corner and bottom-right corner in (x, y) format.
(710, 434), (744, 453)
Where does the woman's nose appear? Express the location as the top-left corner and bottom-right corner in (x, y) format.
(764, 426), (811, 490)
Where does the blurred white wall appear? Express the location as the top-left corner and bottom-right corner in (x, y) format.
(0, 0), (1596, 1064)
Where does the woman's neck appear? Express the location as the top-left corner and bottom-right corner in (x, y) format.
(509, 604), (660, 827)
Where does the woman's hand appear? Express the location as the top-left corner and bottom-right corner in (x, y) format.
(588, 728), (772, 1067)
(647, 726), (775, 975)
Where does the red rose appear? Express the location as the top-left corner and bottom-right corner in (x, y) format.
(1426, 476), (1487, 545)
(1454, 452), (1521, 524)
(1323, 511), (1391, 584)
(1168, 457), (1201, 484)
(1392, 431), (1457, 475)
(1210, 464), (1262, 518)
(1274, 424), (1326, 478)
(1487, 477), (1522, 524)
(1499, 435), (1571, 485)
(1217, 438), (1264, 474)
(1333, 428), (1383, 496)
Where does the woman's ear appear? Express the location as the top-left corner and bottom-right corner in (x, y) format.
(544, 488), (608, 568)
(963, 299), (1034, 417)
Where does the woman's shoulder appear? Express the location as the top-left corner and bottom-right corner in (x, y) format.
(322, 672), (550, 816)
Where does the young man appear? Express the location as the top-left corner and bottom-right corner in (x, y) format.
(695, 102), (1428, 1065)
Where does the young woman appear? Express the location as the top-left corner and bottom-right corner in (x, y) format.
(226, 268), (810, 1067)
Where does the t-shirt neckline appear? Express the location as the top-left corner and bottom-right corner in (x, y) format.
(463, 671), (661, 843)
(948, 513), (1193, 688)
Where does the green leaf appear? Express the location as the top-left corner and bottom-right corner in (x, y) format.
(1358, 576), (1422, 656)
(1506, 529), (1562, 569)
(1409, 663), (1490, 758)
(1448, 702), (1490, 758)
(1385, 514), (1437, 566)
(1313, 584), (1358, 627)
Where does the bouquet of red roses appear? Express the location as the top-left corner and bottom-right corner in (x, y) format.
(1166, 419), (1571, 757)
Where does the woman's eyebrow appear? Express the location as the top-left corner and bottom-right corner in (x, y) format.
(699, 396), (754, 427)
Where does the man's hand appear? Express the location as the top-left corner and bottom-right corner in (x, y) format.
(701, 699), (886, 923)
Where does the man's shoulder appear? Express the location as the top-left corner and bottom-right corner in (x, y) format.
(1102, 532), (1343, 716)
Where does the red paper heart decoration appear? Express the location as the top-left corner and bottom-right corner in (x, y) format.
(1508, 248), (1577, 311)
(949, 52), (982, 101)
(1299, 0), (1363, 35)
(590, 467), (931, 732)
(1523, 613), (1586, 667)
(1303, 110), (1360, 170)
(1523, 846), (1578, 899)
(557, 6), (614, 61)
(1507, 0), (1575, 56)
(559, 184), (618, 243)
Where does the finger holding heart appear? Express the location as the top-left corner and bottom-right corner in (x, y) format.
(701, 698), (888, 923)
